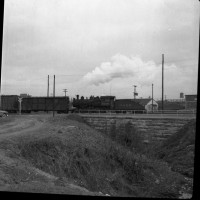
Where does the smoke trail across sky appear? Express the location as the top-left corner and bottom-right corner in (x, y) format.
(82, 54), (197, 99)
(84, 54), (162, 86)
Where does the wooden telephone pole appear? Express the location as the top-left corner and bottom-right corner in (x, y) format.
(53, 75), (55, 117)
(152, 84), (154, 112)
(46, 75), (49, 113)
(162, 54), (164, 111)
(47, 75), (49, 97)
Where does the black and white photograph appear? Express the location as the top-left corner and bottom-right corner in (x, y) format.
(0, 0), (198, 198)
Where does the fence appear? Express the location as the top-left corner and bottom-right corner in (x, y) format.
(75, 109), (196, 117)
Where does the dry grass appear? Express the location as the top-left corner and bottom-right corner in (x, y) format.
(12, 114), (187, 197)
(154, 119), (196, 178)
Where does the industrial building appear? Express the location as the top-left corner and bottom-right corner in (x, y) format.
(185, 94), (197, 110)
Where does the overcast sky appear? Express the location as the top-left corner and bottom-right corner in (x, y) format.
(1, 0), (199, 100)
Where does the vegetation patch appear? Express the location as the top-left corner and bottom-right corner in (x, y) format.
(155, 119), (196, 178)
(16, 116), (186, 197)
(109, 121), (145, 152)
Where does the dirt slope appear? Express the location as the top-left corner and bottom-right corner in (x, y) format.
(0, 114), (102, 196)
(0, 114), (193, 197)
(156, 119), (196, 178)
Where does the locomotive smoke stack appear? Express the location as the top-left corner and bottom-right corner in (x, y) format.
(76, 95), (79, 100)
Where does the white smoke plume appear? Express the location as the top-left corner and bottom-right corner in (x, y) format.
(83, 54), (159, 86)
(81, 54), (197, 99)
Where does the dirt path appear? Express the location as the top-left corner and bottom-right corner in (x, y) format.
(0, 114), (49, 138)
(0, 114), (102, 196)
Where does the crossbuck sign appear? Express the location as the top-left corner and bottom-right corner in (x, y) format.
(18, 97), (23, 115)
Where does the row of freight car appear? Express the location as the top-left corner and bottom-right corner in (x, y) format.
(0, 95), (70, 113)
(1, 95), (146, 113)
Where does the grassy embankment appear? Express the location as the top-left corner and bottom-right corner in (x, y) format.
(14, 114), (195, 197)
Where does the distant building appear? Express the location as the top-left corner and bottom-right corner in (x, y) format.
(135, 98), (158, 112)
(19, 93), (31, 97)
(180, 92), (184, 99)
(185, 94), (197, 110)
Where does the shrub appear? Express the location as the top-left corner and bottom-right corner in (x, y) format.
(110, 122), (144, 152)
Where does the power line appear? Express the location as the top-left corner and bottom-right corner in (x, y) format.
(55, 74), (85, 77)
(156, 57), (197, 65)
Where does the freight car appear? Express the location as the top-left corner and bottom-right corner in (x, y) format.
(1, 95), (70, 113)
(0, 95), (19, 113)
(114, 99), (145, 111)
(22, 96), (70, 113)
(157, 100), (185, 110)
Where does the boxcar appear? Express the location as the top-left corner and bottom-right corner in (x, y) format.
(114, 99), (145, 111)
(21, 96), (69, 113)
(0, 95), (19, 113)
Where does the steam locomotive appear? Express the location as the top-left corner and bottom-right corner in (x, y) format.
(72, 95), (145, 111)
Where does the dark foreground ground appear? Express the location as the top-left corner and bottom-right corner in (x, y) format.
(0, 113), (196, 198)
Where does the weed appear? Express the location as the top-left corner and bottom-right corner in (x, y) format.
(17, 117), (188, 197)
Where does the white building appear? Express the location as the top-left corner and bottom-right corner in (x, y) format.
(135, 98), (158, 112)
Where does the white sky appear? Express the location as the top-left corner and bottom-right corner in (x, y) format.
(1, 0), (199, 100)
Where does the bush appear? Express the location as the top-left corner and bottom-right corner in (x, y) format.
(110, 122), (144, 152)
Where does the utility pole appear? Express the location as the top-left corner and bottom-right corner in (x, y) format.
(63, 89), (67, 97)
(46, 75), (49, 113)
(162, 54), (164, 111)
(53, 75), (55, 117)
(47, 75), (49, 97)
(152, 84), (154, 113)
